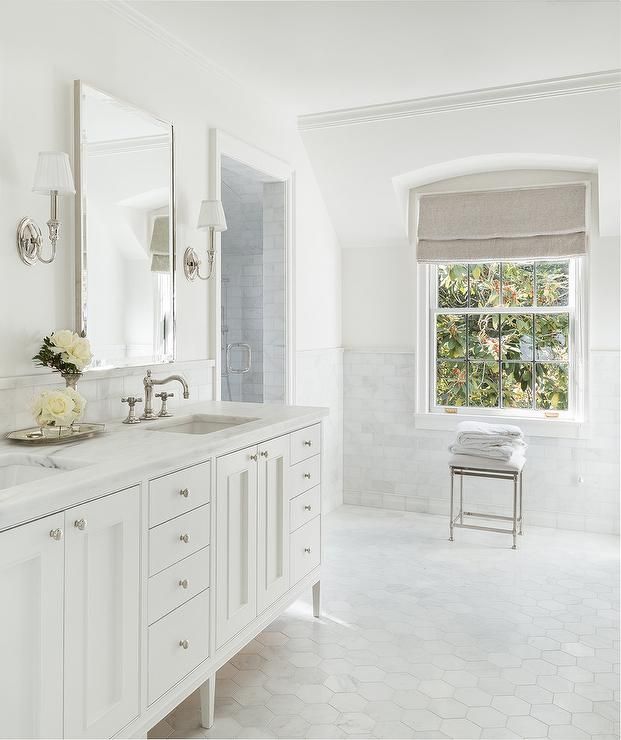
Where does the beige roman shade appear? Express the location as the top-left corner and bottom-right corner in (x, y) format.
(415, 183), (587, 263)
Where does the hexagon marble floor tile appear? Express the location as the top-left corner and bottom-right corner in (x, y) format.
(148, 506), (619, 740)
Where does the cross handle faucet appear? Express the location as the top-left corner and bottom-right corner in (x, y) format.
(140, 369), (190, 420)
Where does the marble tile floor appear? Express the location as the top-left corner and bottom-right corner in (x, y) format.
(148, 505), (620, 740)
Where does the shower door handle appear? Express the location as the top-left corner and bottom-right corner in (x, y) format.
(226, 343), (252, 374)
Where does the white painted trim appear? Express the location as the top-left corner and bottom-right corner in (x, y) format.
(298, 69), (621, 130)
(413, 412), (582, 439)
(87, 134), (170, 156)
(210, 130), (295, 404)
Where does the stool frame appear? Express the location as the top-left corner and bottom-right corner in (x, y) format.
(449, 464), (524, 549)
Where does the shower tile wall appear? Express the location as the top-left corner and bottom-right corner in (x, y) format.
(262, 181), (286, 403)
(221, 165), (264, 402)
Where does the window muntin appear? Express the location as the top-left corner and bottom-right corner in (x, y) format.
(433, 261), (573, 413)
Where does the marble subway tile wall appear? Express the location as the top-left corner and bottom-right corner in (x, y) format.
(296, 348), (344, 513)
(0, 359), (215, 434)
(343, 350), (620, 534)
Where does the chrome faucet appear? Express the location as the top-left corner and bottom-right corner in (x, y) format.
(140, 369), (190, 420)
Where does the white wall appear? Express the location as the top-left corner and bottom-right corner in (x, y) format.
(0, 1), (343, 509)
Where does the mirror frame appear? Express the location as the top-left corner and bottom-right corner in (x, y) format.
(73, 79), (177, 368)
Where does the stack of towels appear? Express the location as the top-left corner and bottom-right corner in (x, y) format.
(449, 421), (526, 462)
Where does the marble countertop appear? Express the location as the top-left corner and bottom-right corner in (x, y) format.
(0, 400), (327, 532)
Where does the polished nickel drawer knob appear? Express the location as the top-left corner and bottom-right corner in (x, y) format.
(74, 518), (87, 531)
(179, 639), (190, 649)
(304, 505), (312, 511)
(260, 450), (268, 458)
(179, 488), (189, 498)
(49, 528), (63, 541)
(304, 547), (312, 554)
(179, 579), (189, 589)
(249, 453), (258, 462)
(303, 440), (313, 447)
(303, 473), (312, 480)
(179, 534), (190, 543)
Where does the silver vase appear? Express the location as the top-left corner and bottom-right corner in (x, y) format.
(60, 370), (82, 390)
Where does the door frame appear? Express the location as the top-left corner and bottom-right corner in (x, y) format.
(209, 129), (295, 403)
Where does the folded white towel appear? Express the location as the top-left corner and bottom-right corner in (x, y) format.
(456, 421), (524, 439)
(449, 442), (525, 462)
(457, 434), (526, 449)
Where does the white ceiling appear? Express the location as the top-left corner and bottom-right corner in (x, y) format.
(131, 1), (619, 115)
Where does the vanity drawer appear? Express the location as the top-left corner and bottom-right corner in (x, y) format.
(290, 455), (321, 499)
(290, 516), (321, 586)
(148, 589), (210, 705)
(290, 486), (321, 532)
(149, 505), (210, 576)
(148, 546), (210, 625)
(290, 424), (321, 465)
(149, 461), (211, 528)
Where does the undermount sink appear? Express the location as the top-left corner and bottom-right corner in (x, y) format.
(0, 454), (88, 491)
(149, 414), (258, 436)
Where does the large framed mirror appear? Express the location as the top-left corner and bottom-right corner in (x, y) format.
(74, 81), (175, 369)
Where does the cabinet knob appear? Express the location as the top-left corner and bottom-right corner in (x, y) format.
(49, 528), (63, 541)
(303, 473), (312, 480)
(304, 505), (312, 511)
(179, 639), (190, 649)
(74, 518), (87, 531)
(180, 533), (190, 544)
(249, 453), (258, 462)
(304, 547), (312, 554)
(260, 450), (268, 458)
(179, 488), (190, 498)
(179, 579), (189, 589)
(303, 440), (313, 447)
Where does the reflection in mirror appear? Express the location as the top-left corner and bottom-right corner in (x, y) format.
(75, 81), (175, 369)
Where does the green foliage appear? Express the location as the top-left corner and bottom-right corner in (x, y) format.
(435, 260), (570, 410)
(32, 335), (74, 374)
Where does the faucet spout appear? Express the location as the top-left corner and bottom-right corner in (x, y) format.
(141, 369), (190, 420)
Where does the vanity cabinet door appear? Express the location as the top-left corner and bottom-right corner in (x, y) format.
(64, 487), (140, 739)
(257, 435), (290, 614)
(0, 513), (64, 740)
(216, 446), (258, 649)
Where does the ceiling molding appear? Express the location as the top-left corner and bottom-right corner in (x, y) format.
(298, 69), (621, 131)
(102, 1), (268, 103)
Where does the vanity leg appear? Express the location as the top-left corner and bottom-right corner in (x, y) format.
(199, 675), (216, 729)
(312, 580), (321, 618)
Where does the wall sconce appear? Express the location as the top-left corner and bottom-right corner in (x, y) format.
(184, 199), (227, 281)
(16, 151), (75, 266)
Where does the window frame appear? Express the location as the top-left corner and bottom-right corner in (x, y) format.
(417, 258), (586, 423)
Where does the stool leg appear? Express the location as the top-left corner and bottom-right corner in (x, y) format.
(519, 471), (524, 535)
(449, 468), (454, 542)
(459, 474), (464, 524)
(512, 473), (518, 549)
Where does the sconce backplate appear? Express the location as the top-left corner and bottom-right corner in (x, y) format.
(16, 217), (43, 266)
(183, 246), (200, 281)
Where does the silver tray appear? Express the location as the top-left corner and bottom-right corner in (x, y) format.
(6, 423), (106, 445)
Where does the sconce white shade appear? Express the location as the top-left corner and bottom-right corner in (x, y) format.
(197, 199), (227, 231)
(32, 152), (75, 195)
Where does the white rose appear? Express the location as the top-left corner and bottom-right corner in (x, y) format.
(51, 330), (76, 355)
(61, 336), (92, 371)
(32, 389), (78, 427)
(65, 387), (87, 420)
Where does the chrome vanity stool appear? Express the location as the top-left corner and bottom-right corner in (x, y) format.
(448, 453), (525, 549)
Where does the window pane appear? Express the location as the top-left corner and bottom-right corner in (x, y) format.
(468, 362), (499, 407)
(436, 361), (466, 406)
(501, 314), (534, 361)
(536, 363), (569, 410)
(436, 314), (466, 358)
(536, 261), (569, 306)
(467, 314), (500, 360)
(535, 313), (569, 361)
(502, 363), (534, 409)
(469, 263), (500, 307)
(502, 262), (534, 306)
(438, 264), (468, 308)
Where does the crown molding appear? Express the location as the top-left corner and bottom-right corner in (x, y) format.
(102, 1), (265, 102)
(298, 69), (621, 131)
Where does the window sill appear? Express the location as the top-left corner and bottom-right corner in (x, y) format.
(414, 412), (582, 439)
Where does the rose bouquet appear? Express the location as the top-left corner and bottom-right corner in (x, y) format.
(33, 330), (92, 382)
(32, 387), (87, 433)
